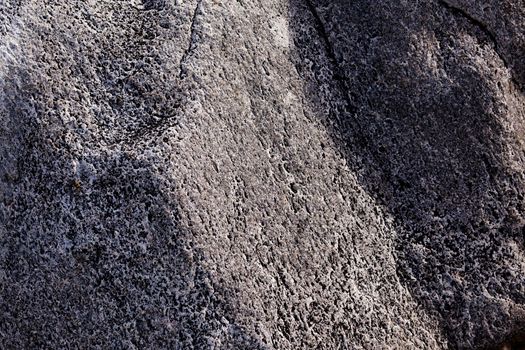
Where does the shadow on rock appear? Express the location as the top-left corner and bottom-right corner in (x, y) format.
(0, 35), (266, 350)
(288, 0), (525, 348)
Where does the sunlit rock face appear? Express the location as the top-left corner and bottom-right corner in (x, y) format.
(1, 1), (524, 349)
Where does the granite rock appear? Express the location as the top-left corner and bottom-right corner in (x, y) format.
(1, 0), (524, 349)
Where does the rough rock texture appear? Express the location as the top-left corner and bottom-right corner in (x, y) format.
(0, 0), (524, 349)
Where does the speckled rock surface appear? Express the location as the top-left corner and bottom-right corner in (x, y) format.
(0, 1), (524, 349)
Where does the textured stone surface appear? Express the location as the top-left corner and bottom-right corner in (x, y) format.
(1, 0), (524, 349)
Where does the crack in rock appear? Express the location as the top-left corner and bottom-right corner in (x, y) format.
(179, 0), (204, 79)
(437, 0), (520, 88)
(304, 0), (358, 115)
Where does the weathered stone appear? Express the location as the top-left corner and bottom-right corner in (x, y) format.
(1, 1), (524, 349)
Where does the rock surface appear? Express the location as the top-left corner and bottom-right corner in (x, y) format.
(1, 0), (524, 349)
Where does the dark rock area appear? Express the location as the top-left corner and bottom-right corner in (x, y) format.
(1, 1), (524, 349)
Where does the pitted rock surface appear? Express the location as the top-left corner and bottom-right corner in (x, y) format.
(1, 1), (524, 349)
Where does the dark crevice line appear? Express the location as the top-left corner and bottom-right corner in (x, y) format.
(179, 0), (203, 79)
(105, 7), (182, 147)
(300, 0), (406, 218)
(437, 0), (521, 89)
(302, 0), (383, 168)
(303, 0), (358, 115)
(438, 0), (499, 55)
(119, 113), (181, 146)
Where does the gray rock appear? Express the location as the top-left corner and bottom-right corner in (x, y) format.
(0, 0), (524, 349)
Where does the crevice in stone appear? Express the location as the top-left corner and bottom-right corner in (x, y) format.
(179, 0), (203, 79)
(301, 0), (381, 174)
(438, 0), (499, 53)
(303, 0), (358, 115)
(116, 111), (181, 146)
(437, 0), (520, 89)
